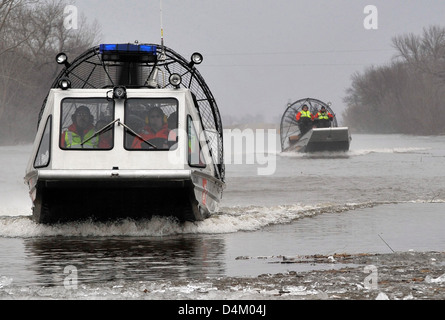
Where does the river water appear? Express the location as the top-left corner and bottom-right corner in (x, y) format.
(0, 133), (444, 300)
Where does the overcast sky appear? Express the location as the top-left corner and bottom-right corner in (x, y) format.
(73, 0), (445, 123)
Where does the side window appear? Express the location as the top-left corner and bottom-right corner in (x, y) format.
(187, 116), (206, 167)
(34, 116), (51, 168)
(60, 98), (114, 150)
(124, 98), (178, 150)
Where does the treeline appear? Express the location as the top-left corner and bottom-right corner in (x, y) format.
(343, 25), (445, 135)
(0, 0), (100, 145)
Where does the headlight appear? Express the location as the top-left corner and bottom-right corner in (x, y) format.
(113, 86), (127, 99)
(169, 73), (182, 88)
(58, 78), (71, 90)
(188, 52), (203, 68)
(55, 52), (71, 67)
(191, 52), (203, 65)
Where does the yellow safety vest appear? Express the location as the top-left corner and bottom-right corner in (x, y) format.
(300, 110), (312, 118)
(65, 129), (98, 148)
(317, 112), (329, 120)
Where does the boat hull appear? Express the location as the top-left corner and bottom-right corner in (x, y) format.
(284, 127), (351, 153)
(26, 169), (223, 224)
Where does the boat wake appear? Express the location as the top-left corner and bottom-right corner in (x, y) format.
(349, 147), (430, 156)
(0, 200), (423, 238)
(278, 146), (429, 159)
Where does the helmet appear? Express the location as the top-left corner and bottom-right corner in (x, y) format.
(72, 105), (93, 123)
(74, 105), (91, 116)
(147, 107), (167, 124)
(148, 106), (164, 117)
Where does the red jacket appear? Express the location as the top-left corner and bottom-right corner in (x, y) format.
(131, 124), (170, 149)
(98, 136), (112, 148)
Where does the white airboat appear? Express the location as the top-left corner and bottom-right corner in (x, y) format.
(24, 43), (225, 223)
(280, 98), (351, 153)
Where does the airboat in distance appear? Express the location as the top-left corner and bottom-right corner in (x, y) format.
(24, 42), (225, 224)
(280, 98), (351, 153)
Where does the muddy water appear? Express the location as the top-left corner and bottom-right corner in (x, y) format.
(0, 134), (444, 299)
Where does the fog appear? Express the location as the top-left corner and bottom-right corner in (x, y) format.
(36, 1), (445, 124)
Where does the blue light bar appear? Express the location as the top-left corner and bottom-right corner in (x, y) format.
(99, 44), (157, 54)
(99, 43), (157, 62)
(100, 44), (116, 52)
(139, 45), (157, 53)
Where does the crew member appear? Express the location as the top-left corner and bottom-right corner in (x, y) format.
(61, 105), (98, 148)
(296, 104), (314, 135)
(314, 106), (334, 128)
(132, 107), (170, 149)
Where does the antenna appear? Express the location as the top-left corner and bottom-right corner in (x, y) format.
(159, 0), (166, 60)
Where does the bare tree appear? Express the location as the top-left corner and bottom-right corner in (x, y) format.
(0, 0), (37, 56)
(343, 25), (445, 135)
(0, 0), (101, 144)
(393, 25), (445, 82)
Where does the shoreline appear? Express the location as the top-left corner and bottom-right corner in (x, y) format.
(214, 251), (445, 300)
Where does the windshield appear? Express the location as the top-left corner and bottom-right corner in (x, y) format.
(60, 98), (114, 150)
(124, 98), (178, 150)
